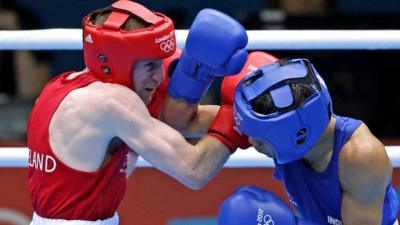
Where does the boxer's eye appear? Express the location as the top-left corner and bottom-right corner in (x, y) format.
(144, 61), (162, 71)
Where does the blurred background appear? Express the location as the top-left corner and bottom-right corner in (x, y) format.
(0, 0), (400, 224)
(1, 0), (400, 145)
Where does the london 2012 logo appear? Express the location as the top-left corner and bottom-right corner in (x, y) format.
(155, 31), (175, 53)
(160, 38), (175, 53)
(257, 208), (275, 225)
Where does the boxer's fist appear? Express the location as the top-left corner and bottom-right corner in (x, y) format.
(222, 51), (278, 105)
(167, 9), (248, 103)
(208, 105), (250, 152)
(207, 52), (278, 152)
(208, 75), (250, 152)
(218, 186), (297, 225)
(181, 9), (248, 77)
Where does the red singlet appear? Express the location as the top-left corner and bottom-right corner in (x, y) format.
(27, 72), (129, 220)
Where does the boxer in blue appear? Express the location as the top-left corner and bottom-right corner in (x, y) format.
(217, 57), (399, 224)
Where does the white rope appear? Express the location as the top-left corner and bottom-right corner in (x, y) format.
(1, 29), (400, 167)
(1, 146), (400, 168)
(0, 29), (83, 50)
(1, 29), (400, 50)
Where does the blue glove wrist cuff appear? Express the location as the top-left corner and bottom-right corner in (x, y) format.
(167, 65), (213, 103)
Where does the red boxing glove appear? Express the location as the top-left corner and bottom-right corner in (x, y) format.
(208, 105), (249, 152)
(222, 51), (278, 105)
(208, 51), (278, 153)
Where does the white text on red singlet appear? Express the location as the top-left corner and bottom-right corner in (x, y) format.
(28, 149), (57, 173)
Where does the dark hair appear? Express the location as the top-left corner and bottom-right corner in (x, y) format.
(89, 10), (150, 31)
(251, 83), (316, 115)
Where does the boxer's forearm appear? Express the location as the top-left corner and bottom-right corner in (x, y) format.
(161, 96), (218, 138)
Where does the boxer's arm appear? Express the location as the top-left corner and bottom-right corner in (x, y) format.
(157, 48), (219, 137)
(339, 124), (392, 225)
(106, 87), (230, 189)
(161, 97), (219, 138)
(162, 9), (247, 136)
(163, 52), (279, 141)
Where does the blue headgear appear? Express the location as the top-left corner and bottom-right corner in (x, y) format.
(234, 58), (332, 164)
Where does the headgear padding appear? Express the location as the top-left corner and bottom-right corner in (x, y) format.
(234, 59), (332, 164)
(82, 0), (176, 88)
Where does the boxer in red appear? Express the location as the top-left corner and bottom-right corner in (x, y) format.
(27, 1), (249, 224)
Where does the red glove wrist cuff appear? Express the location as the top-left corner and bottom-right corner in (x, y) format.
(208, 132), (237, 154)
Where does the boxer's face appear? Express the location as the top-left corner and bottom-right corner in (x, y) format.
(249, 137), (276, 159)
(133, 59), (165, 105)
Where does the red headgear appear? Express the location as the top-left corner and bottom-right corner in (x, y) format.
(82, 0), (176, 88)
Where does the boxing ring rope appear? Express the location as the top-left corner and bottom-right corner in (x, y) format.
(1, 147), (400, 168)
(1, 29), (400, 168)
(2, 29), (400, 50)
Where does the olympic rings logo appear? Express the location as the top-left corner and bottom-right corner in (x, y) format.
(257, 209), (275, 225)
(233, 109), (242, 126)
(263, 215), (274, 225)
(160, 38), (175, 53)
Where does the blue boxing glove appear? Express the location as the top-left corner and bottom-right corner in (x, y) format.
(297, 218), (318, 225)
(167, 8), (248, 103)
(218, 186), (316, 225)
